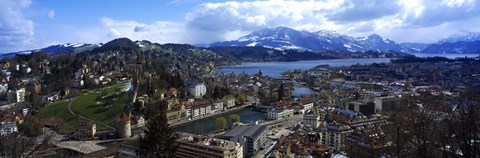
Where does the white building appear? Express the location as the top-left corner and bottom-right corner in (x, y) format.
(267, 108), (294, 120)
(320, 122), (353, 151)
(7, 88), (25, 103)
(223, 96), (236, 108)
(0, 122), (18, 136)
(189, 102), (212, 119)
(303, 112), (321, 129)
(299, 97), (314, 113)
(189, 83), (207, 98)
(211, 101), (224, 114)
(0, 82), (8, 96)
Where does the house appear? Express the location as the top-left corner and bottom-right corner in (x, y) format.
(223, 95), (236, 108)
(0, 122), (18, 136)
(303, 112), (321, 129)
(189, 83), (206, 98)
(71, 79), (84, 88)
(0, 81), (8, 96)
(185, 78), (207, 98)
(299, 97), (314, 113)
(74, 120), (96, 140)
(320, 122), (353, 151)
(187, 100), (211, 119)
(211, 100), (224, 113)
(7, 88), (25, 103)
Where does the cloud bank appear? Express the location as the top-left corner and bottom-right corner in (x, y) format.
(98, 0), (480, 45)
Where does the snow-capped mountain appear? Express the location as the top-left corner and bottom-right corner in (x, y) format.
(42, 43), (98, 55)
(420, 32), (480, 54)
(422, 41), (480, 54)
(437, 32), (480, 44)
(1, 43), (99, 58)
(210, 26), (415, 53)
(399, 43), (431, 52)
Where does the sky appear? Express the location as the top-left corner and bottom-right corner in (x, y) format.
(1, 0), (480, 53)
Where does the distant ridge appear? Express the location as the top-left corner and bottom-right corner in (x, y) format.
(210, 26), (416, 53)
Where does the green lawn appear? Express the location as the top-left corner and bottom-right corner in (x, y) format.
(36, 99), (79, 133)
(37, 82), (129, 132)
(71, 83), (129, 130)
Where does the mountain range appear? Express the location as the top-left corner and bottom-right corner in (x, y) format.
(211, 26), (480, 54)
(2, 26), (480, 58)
(0, 43), (100, 58)
(211, 26), (415, 53)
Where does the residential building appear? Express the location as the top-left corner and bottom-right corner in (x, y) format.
(0, 82), (8, 96)
(223, 95), (236, 108)
(346, 101), (376, 116)
(221, 125), (267, 158)
(267, 108), (293, 120)
(176, 133), (243, 158)
(189, 83), (207, 98)
(303, 112), (321, 129)
(187, 100), (211, 119)
(7, 88), (25, 103)
(374, 96), (398, 112)
(345, 127), (391, 158)
(331, 108), (363, 124)
(0, 122), (18, 136)
(74, 120), (96, 140)
(299, 97), (314, 113)
(320, 122), (353, 151)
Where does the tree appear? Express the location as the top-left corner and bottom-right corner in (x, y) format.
(235, 93), (246, 105)
(138, 104), (178, 158)
(445, 93), (480, 158)
(229, 114), (241, 123)
(0, 117), (54, 158)
(278, 83), (285, 101)
(216, 117), (227, 131)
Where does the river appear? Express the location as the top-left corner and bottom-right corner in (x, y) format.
(176, 58), (391, 134)
(175, 107), (267, 135)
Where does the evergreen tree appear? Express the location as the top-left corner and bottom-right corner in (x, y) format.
(138, 105), (178, 158)
(278, 83), (285, 101)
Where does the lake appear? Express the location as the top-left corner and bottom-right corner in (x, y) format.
(215, 58), (392, 78)
(411, 53), (479, 58)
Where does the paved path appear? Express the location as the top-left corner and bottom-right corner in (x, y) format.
(67, 95), (116, 131)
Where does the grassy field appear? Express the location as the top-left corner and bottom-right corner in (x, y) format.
(36, 99), (79, 133)
(37, 82), (129, 132)
(71, 83), (129, 130)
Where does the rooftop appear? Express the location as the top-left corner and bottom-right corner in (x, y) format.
(177, 133), (240, 151)
(223, 125), (266, 140)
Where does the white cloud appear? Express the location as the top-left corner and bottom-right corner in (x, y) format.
(0, 0), (38, 52)
(181, 0), (480, 43)
(99, 17), (186, 44)
(184, 0), (349, 43)
(18, 0), (480, 51)
(48, 10), (55, 19)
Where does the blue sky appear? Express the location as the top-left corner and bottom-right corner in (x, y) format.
(1, 0), (480, 53)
